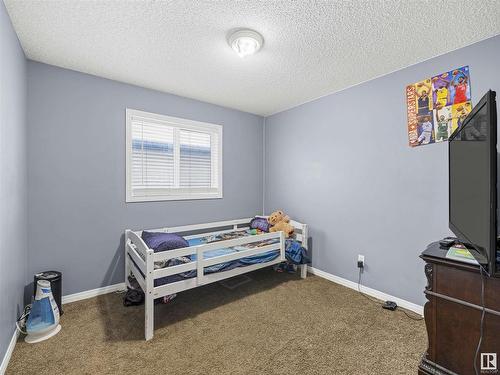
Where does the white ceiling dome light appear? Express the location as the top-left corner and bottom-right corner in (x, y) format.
(228, 29), (264, 58)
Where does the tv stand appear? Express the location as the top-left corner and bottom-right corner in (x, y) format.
(419, 242), (500, 374)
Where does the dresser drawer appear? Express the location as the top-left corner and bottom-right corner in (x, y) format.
(434, 263), (500, 311)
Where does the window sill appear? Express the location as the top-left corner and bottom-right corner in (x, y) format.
(126, 193), (223, 203)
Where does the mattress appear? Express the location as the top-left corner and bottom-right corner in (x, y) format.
(128, 230), (280, 287)
(153, 235), (280, 287)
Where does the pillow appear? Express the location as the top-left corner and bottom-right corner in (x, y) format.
(141, 231), (189, 253)
(250, 217), (270, 232)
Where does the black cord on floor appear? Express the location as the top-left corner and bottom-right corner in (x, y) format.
(357, 268), (423, 321)
(400, 309), (424, 321)
(473, 265), (487, 375)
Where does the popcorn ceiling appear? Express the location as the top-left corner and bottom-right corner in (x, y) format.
(5, 0), (500, 116)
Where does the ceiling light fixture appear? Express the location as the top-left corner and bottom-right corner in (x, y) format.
(228, 29), (264, 58)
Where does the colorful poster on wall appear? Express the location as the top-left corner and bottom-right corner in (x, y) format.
(406, 66), (471, 147)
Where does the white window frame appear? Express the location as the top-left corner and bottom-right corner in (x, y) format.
(126, 109), (223, 202)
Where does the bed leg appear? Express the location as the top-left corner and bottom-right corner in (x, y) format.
(300, 264), (307, 279)
(144, 244), (154, 341)
(124, 230), (131, 288)
(124, 254), (131, 289)
(145, 293), (154, 341)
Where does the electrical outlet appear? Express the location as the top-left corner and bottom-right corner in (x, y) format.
(357, 254), (365, 268)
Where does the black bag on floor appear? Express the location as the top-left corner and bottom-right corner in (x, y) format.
(123, 288), (144, 306)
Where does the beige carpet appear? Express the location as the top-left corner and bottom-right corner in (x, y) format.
(7, 270), (426, 375)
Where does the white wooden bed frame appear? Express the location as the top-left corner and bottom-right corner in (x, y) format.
(125, 217), (308, 340)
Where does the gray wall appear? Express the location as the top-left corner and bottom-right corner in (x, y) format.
(19, 29), (500, 311)
(265, 35), (500, 306)
(27, 61), (264, 295)
(0, 1), (28, 364)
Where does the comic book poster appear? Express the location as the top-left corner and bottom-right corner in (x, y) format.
(407, 66), (471, 147)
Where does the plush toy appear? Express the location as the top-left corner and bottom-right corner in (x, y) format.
(268, 210), (294, 238)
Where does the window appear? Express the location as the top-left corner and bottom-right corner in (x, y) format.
(126, 109), (222, 202)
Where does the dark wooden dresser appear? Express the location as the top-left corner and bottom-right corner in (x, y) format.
(419, 242), (500, 375)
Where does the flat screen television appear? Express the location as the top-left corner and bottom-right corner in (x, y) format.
(449, 90), (497, 275)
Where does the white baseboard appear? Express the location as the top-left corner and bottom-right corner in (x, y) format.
(308, 266), (424, 316)
(62, 282), (126, 305)
(0, 282), (125, 374)
(0, 329), (19, 375)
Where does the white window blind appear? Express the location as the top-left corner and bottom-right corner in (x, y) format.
(126, 109), (222, 202)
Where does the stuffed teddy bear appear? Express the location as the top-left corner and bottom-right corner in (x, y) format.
(268, 210), (294, 238)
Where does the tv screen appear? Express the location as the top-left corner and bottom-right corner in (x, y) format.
(449, 90), (497, 271)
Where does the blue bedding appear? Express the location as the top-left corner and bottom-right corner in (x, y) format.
(187, 237), (280, 270)
(153, 237), (281, 286)
(129, 232), (309, 287)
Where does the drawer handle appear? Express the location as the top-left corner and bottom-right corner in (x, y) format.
(425, 290), (500, 317)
